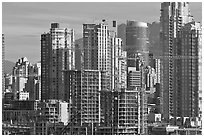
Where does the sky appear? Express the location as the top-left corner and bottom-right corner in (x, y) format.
(2, 2), (202, 63)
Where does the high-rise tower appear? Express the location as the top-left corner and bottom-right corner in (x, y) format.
(2, 34), (5, 93)
(83, 20), (112, 91)
(117, 23), (126, 48)
(148, 21), (161, 57)
(177, 21), (202, 118)
(41, 23), (75, 100)
(126, 21), (149, 67)
(160, 2), (194, 120)
(83, 21), (111, 71)
(12, 57), (32, 93)
(111, 37), (127, 91)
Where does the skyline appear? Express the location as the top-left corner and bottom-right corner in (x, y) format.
(2, 2), (202, 135)
(2, 2), (202, 63)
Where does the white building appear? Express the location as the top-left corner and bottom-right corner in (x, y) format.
(17, 91), (29, 100)
(12, 57), (32, 93)
(111, 37), (127, 91)
(41, 100), (69, 125)
(35, 62), (41, 76)
(5, 74), (13, 92)
(58, 101), (69, 125)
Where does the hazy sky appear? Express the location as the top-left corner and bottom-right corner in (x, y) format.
(2, 2), (202, 63)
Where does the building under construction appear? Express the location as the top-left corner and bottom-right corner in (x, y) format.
(112, 88), (148, 135)
(64, 69), (109, 134)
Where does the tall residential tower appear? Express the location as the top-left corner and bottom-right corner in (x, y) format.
(41, 23), (75, 100)
(177, 21), (202, 118)
(160, 2), (194, 120)
(2, 34), (5, 93)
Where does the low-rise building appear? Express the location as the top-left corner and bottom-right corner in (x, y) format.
(17, 91), (29, 100)
(112, 88), (148, 135)
(148, 113), (162, 123)
(40, 100), (69, 125)
(151, 125), (201, 135)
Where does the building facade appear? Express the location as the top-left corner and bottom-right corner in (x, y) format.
(75, 38), (83, 71)
(5, 74), (13, 93)
(40, 100), (69, 125)
(117, 23), (126, 49)
(12, 57), (33, 94)
(2, 100), (39, 126)
(41, 23), (75, 100)
(113, 89), (148, 135)
(25, 62), (41, 101)
(148, 21), (161, 57)
(160, 2), (194, 120)
(83, 20), (112, 91)
(65, 70), (107, 127)
(111, 37), (127, 91)
(2, 33), (5, 93)
(17, 92), (29, 100)
(113, 90), (139, 134)
(177, 21), (202, 118)
(83, 21), (111, 71)
(126, 21), (149, 67)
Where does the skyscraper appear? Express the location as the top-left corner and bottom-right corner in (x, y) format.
(177, 21), (202, 118)
(117, 23), (126, 48)
(126, 21), (149, 67)
(148, 21), (161, 57)
(125, 22), (150, 134)
(41, 33), (51, 100)
(160, 2), (194, 120)
(75, 38), (83, 71)
(25, 62), (41, 101)
(41, 23), (75, 100)
(83, 21), (111, 71)
(12, 57), (32, 93)
(83, 20), (113, 91)
(111, 37), (127, 91)
(2, 34), (5, 93)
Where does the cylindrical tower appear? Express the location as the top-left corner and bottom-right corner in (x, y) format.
(126, 21), (149, 67)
